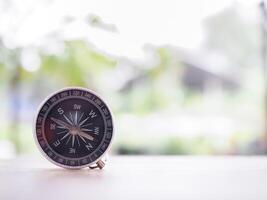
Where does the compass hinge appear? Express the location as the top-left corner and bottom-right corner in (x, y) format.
(89, 160), (105, 169)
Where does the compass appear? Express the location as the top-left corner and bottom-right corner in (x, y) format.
(34, 87), (114, 169)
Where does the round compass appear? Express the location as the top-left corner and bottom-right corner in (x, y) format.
(34, 87), (114, 169)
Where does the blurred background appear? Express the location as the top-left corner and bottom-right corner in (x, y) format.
(1, 0), (267, 158)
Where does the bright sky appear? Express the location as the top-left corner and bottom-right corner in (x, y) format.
(0, 0), (259, 68)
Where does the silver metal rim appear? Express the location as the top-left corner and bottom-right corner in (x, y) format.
(33, 86), (115, 169)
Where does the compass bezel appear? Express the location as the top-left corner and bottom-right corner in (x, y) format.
(33, 87), (114, 169)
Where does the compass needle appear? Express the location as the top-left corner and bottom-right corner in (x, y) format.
(69, 112), (74, 124)
(81, 128), (92, 132)
(72, 135), (75, 147)
(78, 130), (94, 141)
(77, 136), (81, 146)
(56, 130), (68, 135)
(78, 135), (86, 143)
(75, 111), (78, 125)
(60, 132), (70, 140)
(51, 117), (72, 129)
(81, 123), (92, 127)
(78, 112), (84, 124)
(79, 117), (89, 126)
(50, 117), (63, 126)
(65, 135), (71, 145)
(63, 114), (73, 125)
(58, 126), (67, 129)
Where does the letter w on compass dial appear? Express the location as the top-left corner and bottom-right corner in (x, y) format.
(48, 109), (101, 158)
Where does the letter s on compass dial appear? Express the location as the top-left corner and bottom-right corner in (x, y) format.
(34, 87), (114, 169)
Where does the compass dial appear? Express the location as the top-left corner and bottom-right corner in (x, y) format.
(34, 87), (113, 169)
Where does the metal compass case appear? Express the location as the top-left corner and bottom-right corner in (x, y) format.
(34, 87), (114, 169)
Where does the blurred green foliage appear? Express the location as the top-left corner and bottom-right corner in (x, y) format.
(40, 41), (116, 86)
(0, 3), (266, 156)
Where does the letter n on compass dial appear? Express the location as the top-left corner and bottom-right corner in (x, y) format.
(35, 88), (113, 169)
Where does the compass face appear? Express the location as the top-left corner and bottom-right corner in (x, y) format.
(34, 88), (113, 169)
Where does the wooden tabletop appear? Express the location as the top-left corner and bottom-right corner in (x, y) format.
(1, 156), (267, 200)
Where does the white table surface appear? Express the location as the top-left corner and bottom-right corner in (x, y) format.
(1, 155), (267, 200)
